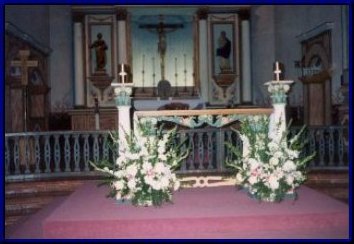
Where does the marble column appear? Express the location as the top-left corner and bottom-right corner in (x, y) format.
(241, 20), (252, 103)
(197, 9), (209, 103)
(116, 9), (128, 64)
(73, 17), (85, 107)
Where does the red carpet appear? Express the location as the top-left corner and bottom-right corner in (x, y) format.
(37, 181), (349, 239)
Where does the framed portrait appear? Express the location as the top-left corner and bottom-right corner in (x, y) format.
(211, 22), (236, 76)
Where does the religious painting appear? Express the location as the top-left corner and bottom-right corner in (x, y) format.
(211, 22), (235, 76)
(88, 23), (113, 77)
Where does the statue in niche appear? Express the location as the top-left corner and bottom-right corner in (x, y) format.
(216, 31), (232, 73)
(90, 33), (108, 72)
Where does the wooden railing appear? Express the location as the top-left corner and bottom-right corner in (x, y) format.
(4, 109), (349, 182)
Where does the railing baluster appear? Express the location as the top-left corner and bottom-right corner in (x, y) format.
(309, 130), (316, 168)
(338, 128), (344, 167)
(180, 132), (187, 171)
(83, 134), (90, 172)
(64, 135), (71, 172)
(93, 134), (100, 164)
(189, 132), (195, 170)
(24, 137), (31, 174)
(13, 137), (20, 174)
(328, 128), (334, 166)
(5, 137), (10, 175)
(54, 135), (61, 172)
(73, 134), (81, 172)
(103, 134), (109, 160)
(207, 131), (213, 170)
(197, 132), (203, 170)
(34, 135), (41, 174)
(44, 135), (51, 173)
(318, 129), (325, 167)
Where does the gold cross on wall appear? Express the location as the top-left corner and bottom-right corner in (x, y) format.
(11, 50), (38, 86)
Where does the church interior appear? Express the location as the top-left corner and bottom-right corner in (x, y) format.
(3, 4), (350, 239)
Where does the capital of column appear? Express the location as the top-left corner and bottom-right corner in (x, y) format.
(114, 86), (132, 106)
(72, 12), (85, 23)
(264, 80), (294, 104)
(116, 8), (128, 21)
(197, 8), (209, 20)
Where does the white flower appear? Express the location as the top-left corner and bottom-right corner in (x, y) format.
(158, 153), (167, 161)
(285, 175), (294, 185)
(154, 162), (165, 174)
(269, 175), (279, 190)
(236, 172), (244, 183)
(113, 180), (125, 190)
(126, 164), (138, 176)
(248, 158), (260, 171)
(248, 175), (258, 185)
(116, 155), (126, 166)
(173, 180), (180, 191)
(114, 170), (124, 178)
(273, 151), (283, 159)
(269, 157), (279, 166)
(283, 160), (296, 172)
(286, 149), (300, 159)
(127, 179), (137, 190)
(268, 141), (278, 152)
(142, 162), (153, 173)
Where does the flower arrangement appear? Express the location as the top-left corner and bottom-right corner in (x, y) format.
(226, 115), (316, 202)
(90, 119), (189, 207)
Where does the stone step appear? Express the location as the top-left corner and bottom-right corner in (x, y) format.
(5, 195), (56, 216)
(5, 180), (85, 198)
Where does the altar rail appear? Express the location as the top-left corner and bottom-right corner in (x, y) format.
(4, 125), (349, 182)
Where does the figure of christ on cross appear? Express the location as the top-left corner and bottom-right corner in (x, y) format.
(139, 15), (183, 81)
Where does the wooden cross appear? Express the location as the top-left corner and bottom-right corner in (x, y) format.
(274, 61), (282, 81)
(11, 50), (38, 86)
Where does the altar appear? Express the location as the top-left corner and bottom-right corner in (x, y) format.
(133, 97), (205, 111)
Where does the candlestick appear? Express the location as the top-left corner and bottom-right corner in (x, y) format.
(142, 55), (145, 92)
(175, 57), (177, 74)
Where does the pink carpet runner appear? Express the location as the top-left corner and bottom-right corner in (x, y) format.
(38, 181), (349, 239)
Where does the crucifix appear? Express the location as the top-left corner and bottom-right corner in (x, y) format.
(11, 50), (38, 132)
(139, 15), (183, 82)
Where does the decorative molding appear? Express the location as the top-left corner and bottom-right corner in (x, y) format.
(296, 22), (334, 42)
(116, 8), (128, 21)
(179, 176), (237, 188)
(72, 12), (85, 23)
(197, 8), (209, 20)
(5, 22), (52, 55)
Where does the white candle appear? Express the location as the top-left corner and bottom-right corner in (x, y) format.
(152, 57), (155, 74)
(184, 54), (186, 70)
(275, 61), (279, 71)
(142, 55), (145, 70)
(120, 63), (125, 84)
